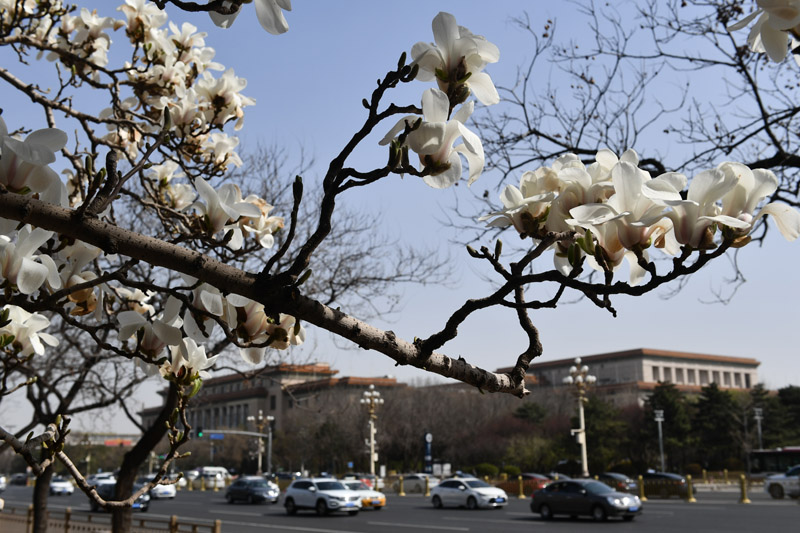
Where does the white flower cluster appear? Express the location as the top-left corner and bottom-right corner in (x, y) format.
(380, 12), (497, 189)
(729, 0), (800, 62)
(482, 149), (800, 285)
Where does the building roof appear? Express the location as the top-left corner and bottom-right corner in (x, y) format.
(497, 348), (760, 373)
(287, 376), (404, 394)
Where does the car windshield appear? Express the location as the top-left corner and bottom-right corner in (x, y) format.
(317, 481), (345, 491)
(585, 481), (614, 494)
(344, 481), (370, 490)
(248, 480), (268, 488)
(465, 480), (491, 488)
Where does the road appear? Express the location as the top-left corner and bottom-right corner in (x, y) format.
(2, 485), (798, 532)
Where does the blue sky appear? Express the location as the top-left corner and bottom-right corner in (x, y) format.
(3, 1), (798, 433)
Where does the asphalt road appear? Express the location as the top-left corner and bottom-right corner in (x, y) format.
(2, 485), (798, 532)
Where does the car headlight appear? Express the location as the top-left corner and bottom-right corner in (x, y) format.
(606, 496), (626, 508)
(329, 496), (344, 501)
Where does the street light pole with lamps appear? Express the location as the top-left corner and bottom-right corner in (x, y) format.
(360, 384), (384, 478)
(246, 409), (274, 476)
(753, 408), (764, 451)
(563, 358), (596, 478)
(654, 409), (665, 472)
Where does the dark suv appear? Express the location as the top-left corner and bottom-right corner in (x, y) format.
(641, 472), (692, 498)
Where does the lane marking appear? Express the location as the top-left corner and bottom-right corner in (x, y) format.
(212, 510), (265, 517)
(368, 522), (468, 531)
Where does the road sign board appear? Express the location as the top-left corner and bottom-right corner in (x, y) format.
(209, 433), (224, 440)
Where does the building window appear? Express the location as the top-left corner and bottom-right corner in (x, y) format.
(745, 374), (751, 388)
(734, 373), (742, 387)
(699, 370), (709, 385)
(688, 369), (696, 384)
(712, 371), (720, 384)
(270, 395), (276, 410)
(675, 368), (684, 384)
(652, 366), (660, 382)
(723, 372), (731, 386)
(663, 367), (672, 383)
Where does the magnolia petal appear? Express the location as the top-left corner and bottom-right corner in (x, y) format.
(240, 347), (265, 365)
(255, 0), (290, 35)
(701, 214), (752, 229)
(26, 128), (68, 153)
(468, 72), (500, 106)
(761, 23), (790, 61)
(408, 122), (447, 154)
(153, 321), (183, 347)
(687, 168), (734, 204)
(626, 250), (648, 287)
(421, 88), (449, 124)
(16, 257), (48, 294)
(757, 203), (800, 241)
(431, 11), (459, 50)
(455, 143), (484, 185)
(423, 153), (461, 189)
(379, 116), (415, 146)
(727, 9), (761, 31)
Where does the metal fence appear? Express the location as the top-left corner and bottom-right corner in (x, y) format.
(0, 505), (222, 533)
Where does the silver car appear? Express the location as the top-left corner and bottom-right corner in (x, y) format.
(284, 478), (362, 516)
(431, 478), (508, 509)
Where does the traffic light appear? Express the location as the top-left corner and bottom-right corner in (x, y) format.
(196, 427), (204, 438)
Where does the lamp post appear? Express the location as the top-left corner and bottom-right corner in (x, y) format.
(563, 358), (596, 478)
(654, 409), (665, 472)
(360, 384), (384, 478)
(247, 409), (275, 476)
(753, 408), (764, 451)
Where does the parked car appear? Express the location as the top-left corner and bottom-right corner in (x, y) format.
(89, 481), (150, 512)
(0, 474), (7, 492)
(641, 472), (692, 498)
(764, 464), (800, 499)
(283, 478), (362, 516)
(50, 476), (75, 496)
(597, 472), (639, 494)
(135, 474), (177, 499)
(225, 476), (280, 504)
(342, 480), (386, 510)
(431, 478), (508, 510)
(530, 479), (642, 521)
(87, 472), (116, 486)
(10, 473), (29, 485)
(521, 473), (552, 490)
(394, 473), (440, 493)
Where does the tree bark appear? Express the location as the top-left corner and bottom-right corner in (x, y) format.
(110, 383), (178, 533)
(32, 464), (54, 533)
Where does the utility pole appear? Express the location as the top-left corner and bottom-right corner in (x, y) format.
(360, 384), (384, 478)
(563, 358), (596, 478)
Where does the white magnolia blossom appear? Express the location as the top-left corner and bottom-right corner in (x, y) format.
(118, 296), (183, 358)
(484, 150), (800, 283)
(0, 116), (68, 208)
(380, 88), (484, 188)
(0, 226), (59, 295)
(209, 0), (292, 35)
(0, 305), (59, 357)
(412, 11), (500, 106)
(161, 337), (218, 381)
(239, 195), (284, 248)
(728, 0), (800, 62)
(191, 178), (262, 249)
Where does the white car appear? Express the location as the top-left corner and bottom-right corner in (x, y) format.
(395, 473), (440, 493)
(431, 478), (508, 509)
(342, 480), (386, 510)
(284, 478), (362, 516)
(136, 475), (177, 499)
(50, 476), (75, 496)
(764, 465), (800, 499)
(87, 472), (116, 486)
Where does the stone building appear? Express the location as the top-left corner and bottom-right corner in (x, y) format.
(139, 363), (404, 431)
(514, 348), (760, 406)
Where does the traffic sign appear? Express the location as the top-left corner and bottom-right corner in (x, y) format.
(209, 433), (225, 440)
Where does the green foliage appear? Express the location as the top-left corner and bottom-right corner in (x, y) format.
(503, 435), (560, 472)
(513, 402), (547, 424)
(474, 462), (499, 477)
(692, 383), (739, 470)
(502, 464), (521, 477)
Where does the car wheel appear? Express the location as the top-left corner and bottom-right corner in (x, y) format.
(374, 505), (383, 510)
(466, 496), (478, 510)
(768, 484), (784, 499)
(90, 501), (99, 513)
(539, 504), (553, 520)
(141, 504), (149, 513)
(623, 516), (635, 522)
(248, 495), (256, 504)
(432, 495), (443, 509)
(315, 499), (328, 516)
(591, 505), (607, 521)
(285, 498), (297, 515)
(226, 494), (234, 504)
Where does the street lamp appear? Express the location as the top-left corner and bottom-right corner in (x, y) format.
(246, 409), (275, 476)
(563, 358), (596, 478)
(753, 408), (764, 451)
(360, 384), (384, 478)
(654, 409), (665, 472)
